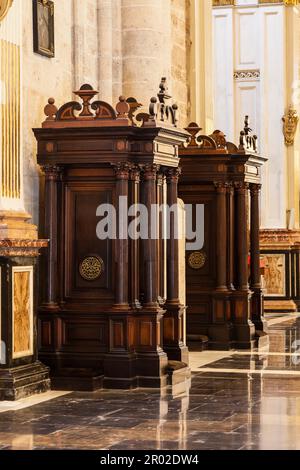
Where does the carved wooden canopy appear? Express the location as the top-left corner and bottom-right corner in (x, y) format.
(182, 115), (258, 156)
(42, 79), (179, 129)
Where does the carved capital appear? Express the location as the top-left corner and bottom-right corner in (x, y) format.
(113, 162), (131, 180)
(214, 181), (228, 193)
(250, 183), (262, 196)
(165, 167), (182, 184)
(141, 164), (160, 181)
(41, 165), (62, 180)
(234, 182), (250, 193)
(130, 165), (141, 182)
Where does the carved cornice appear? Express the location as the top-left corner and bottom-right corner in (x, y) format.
(260, 229), (300, 246)
(0, 239), (49, 258)
(213, 1), (298, 7)
(234, 70), (260, 81)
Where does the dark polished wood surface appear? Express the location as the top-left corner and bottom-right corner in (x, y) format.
(34, 81), (189, 390)
(179, 120), (268, 350)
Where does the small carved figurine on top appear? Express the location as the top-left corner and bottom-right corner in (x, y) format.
(239, 115), (258, 154)
(137, 78), (179, 128)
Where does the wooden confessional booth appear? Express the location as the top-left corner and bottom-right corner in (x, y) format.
(34, 81), (190, 390)
(179, 120), (268, 350)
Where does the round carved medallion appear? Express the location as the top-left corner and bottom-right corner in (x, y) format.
(79, 256), (104, 281)
(0, 0), (13, 22)
(188, 251), (206, 270)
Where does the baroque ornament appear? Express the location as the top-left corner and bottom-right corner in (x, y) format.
(188, 251), (206, 270)
(79, 256), (104, 281)
(0, 0), (13, 21)
(282, 107), (299, 146)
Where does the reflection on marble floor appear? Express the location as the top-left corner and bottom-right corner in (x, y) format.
(1, 317), (300, 450)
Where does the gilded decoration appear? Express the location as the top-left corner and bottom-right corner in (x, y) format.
(188, 251), (206, 270)
(79, 256), (104, 281)
(282, 107), (299, 146)
(213, 0), (234, 6)
(261, 254), (286, 297)
(13, 268), (33, 358)
(0, 0), (13, 22)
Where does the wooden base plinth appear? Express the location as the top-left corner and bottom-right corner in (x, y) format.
(208, 323), (235, 350)
(163, 304), (189, 364)
(0, 362), (50, 401)
(233, 323), (257, 349)
(51, 372), (104, 392)
(166, 361), (191, 397)
(103, 352), (138, 389)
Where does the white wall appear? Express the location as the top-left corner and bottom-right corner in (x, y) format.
(212, 1), (297, 229)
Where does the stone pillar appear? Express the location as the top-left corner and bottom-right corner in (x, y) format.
(98, 0), (113, 103)
(121, 0), (172, 104)
(164, 168), (188, 364)
(190, 0), (214, 132)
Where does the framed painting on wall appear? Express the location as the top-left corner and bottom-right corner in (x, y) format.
(33, 0), (54, 58)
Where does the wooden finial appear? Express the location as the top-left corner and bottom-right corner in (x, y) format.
(116, 96), (130, 119)
(73, 84), (98, 117)
(158, 77), (171, 104)
(44, 98), (58, 121)
(185, 122), (202, 147)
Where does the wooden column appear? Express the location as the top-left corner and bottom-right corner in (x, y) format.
(157, 172), (166, 303)
(42, 165), (61, 309)
(250, 184), (261, 289)
(129, 165), (141, 308)
(232, 182), (255, 348)
(215, 182), (228, 292)
(142, 164), (159, 308)
(250, 183), (266, 331)
(235, 182), (249, 291)
(136, 163), (168, 388)
(164, 168), (188, 364)
(227, 183), (235, 290)
(113, 163), (130, 309)
(166, 168), (181, 304)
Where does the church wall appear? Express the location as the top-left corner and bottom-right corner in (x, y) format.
(22, 0), (73, 225)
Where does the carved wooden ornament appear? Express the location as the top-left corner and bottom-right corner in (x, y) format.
(282, 107), (299, 146)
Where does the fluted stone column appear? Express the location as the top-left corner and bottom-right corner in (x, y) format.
(98, 0), (113, 103)
(121, 0), (172, 103)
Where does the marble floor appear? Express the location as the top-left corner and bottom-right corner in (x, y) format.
(1, 316), (300, 450)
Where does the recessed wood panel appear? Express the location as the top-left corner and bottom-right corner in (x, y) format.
(65, 183), (115, 302)
(12, 267), (33, 359)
